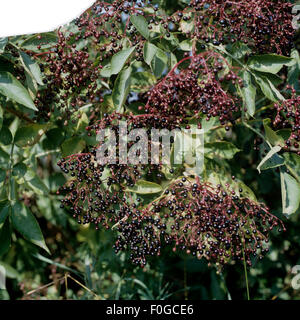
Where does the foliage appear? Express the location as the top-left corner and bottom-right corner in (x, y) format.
(0, 0), (300, 300)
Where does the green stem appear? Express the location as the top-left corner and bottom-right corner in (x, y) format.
(241, 240), (250, 301)
(255, 97), (268, 107)
(220, 273), (232, 300)
(242, 121), (272, 149)
(8, 142), (15, 202)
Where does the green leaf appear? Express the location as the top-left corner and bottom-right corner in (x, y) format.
(287, 49), (300, 90)
(0, 126), (12, 145)
(19, 51), (43, 85)
(130, 15), (149, 40)
(276, 129), (292, 142)
(24, 170), (49, 195)
(0, 54), (14, 73)
(260, 152), (285, 172)
(33, 253), (80, 275)
(61, 137), (86, 157)
(0, 219), (11, 257)
(0, 169), (6, 183)
(283, 153), (300, 183)
(0, 38), (8, 53)
(151, 49), (168, 78)
(76, 112), (89, 132)
(12, 162), (27, 177)
(112, 67), (132, 112)
(201, 117), (218, 132)
(248, 54), (293, 74)
(253, 73), (284, 102)
(48, 173), (66, 193)
(0, 72), (37, 111)
(126, 180), (163, 194)
(240, 70), (256, 117)
(0, 200), (10, 229)
(11, 201), (49, 253)
(0, 105), (3, 131)
(100, 64), (112, 78)
(27, 177), (49, 195)
(160, 34), (179, 51)
(257, 146), (284, 173)
(206, 170), (257, 201)
(43, 127), (64, 150)
(0, 261), (18, 279)
(179, 14), (194, 33)
(204, 142), (240, 159)
(161, 164), (177, 180)
(263, 119), (285, 146)
(110, 47), (135, 75)
(230, 42), (251, 60)
(25, 69), (38, 99)
(280, 171), (300, 216)
(259, 72), (283, 87)
(144, 42), (158, 65)
(0, 148), (9, 169)
(14, 124), (46, 147)
(130, 72), (156, 92)
(20, 32), (57, 51)
(235, 181), (257, 201)
(179, 40), (193, 51)
(43, 128), (64, 150)
(170, 53), (177, 69)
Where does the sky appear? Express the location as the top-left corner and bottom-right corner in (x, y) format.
(0, 0), (95, 38)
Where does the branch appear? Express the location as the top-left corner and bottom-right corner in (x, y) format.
(6, 107), (35, 124)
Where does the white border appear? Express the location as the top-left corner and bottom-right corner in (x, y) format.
(0, 0), (95, 38)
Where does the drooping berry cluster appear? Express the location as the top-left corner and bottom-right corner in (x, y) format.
(57, 115), (167, 228)
(34, 31), (103, 122)
(186, 0), (295, 54)
(273, 88), (300, 154)
(114, 177), (285, 268)
(57, 151), (127, 229)
(141, 52), (242, 126)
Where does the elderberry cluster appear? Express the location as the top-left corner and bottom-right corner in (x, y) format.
(33, 30), (103, 122)
(142, 53), (242, 126)
(57, 115), (167, 229)
(273, 88), (300, 154)
(186, 0), (295, 54)
(113, 178), (285, 268)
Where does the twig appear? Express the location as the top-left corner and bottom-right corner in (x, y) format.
(66, 273), (101, 300)
(25, 276), (65, 297)
(25, 273), (102, 300)
(6, 107), (34, 124)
